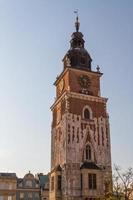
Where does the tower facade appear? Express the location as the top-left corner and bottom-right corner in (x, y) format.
(49, 17), (112, 200)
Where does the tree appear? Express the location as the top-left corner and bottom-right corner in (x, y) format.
(113, 165), (133, 200)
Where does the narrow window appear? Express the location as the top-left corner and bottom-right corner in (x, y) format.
(102, 128), (104, 146)
(68, 133), (70, 144)
(58, 175), (61, 190)
(71, 56), (76, 65)
(98, 132), (100, 145)
(86, 145), (91, 160)
(81, 174), (83, 190)
(84, 109), (90, 119)
(88, 174), (97, 190)
(51, 176), (54, 191)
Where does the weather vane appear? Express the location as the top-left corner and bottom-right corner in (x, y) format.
(74, 9), (79, 17)
(74, 9), (80, 32)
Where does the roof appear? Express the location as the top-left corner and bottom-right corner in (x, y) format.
(0, 173), (17, 178)
(80, 162), (101, 170)
(24, 172), (34, 179)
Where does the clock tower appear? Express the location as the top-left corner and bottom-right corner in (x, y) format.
(49, 16), (112, 200)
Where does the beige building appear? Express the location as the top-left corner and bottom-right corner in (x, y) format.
(0, 172), (49, 200)
(16, 172), (40, 200)
(0, 173), (17, 200)
(49, 16), (112, 200)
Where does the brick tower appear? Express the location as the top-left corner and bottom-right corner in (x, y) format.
(49, 16), (112, 200)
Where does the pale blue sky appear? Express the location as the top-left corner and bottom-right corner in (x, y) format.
(0, 0), (133, 177)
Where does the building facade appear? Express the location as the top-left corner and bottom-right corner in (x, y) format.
(16, 172), (40, 200)
(0, 173), (17, 200)
(0, 172), (49, 200)
(49, 17), (112, 200)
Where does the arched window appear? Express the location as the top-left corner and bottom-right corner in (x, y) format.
(82, 105), (93, 120)
(86, 145), (91, 160)
(84, 108), (90, 119)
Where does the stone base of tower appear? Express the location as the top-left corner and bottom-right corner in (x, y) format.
(49, 163), (112, 200)
(50, 196), (104, 200)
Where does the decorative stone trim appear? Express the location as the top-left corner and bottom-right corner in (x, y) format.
(67, 91), (108, 103)
(51, 91), (107, 111)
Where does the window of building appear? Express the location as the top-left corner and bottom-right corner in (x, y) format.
(0, 196), (4, 200)
(84, 108), (90, 119)
(58, 175), (61, 190)
(35, 183), (39, 188)
(71, 56), (77, 65)
(51, 176), (54, 191)
(8, 196), (13, 200)
(35, 193), (39, 198)
(86, 145), (91, 160)
(20, 193), (24, 199)
(88, 174), (97, 190)
(0, 183), (9, 189)
(81, 57), (86, 65)
(68, 133), (70, 144)
(26, 180), (32, 187)
(82, 106), (93, 120)
(28, 192), (32, 198)
(81, 174), (83, 190)
(19, 182), (22, 187)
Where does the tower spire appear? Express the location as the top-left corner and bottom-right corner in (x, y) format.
(74, 10), (80, 32)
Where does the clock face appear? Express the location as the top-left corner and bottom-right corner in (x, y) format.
(58, 79), (64, 94)
(78, 75), (91, 88)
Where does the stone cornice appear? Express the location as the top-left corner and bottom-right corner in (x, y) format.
(51, 91), (108, 111)
(68, 92), (108, 103)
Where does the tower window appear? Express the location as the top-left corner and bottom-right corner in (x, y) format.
(81, 56), (85, 65)
(84, 108), (90, 119)
(86, 145), (91, 160)
(102, 128), (104, 146)
(81, 174), (83, 190)
(88, 174), (97, 190)
(58, 175), (61, 190)
(82, 106), (93, 120)
(71, 56), (77, 65)
(68, 133), (70, 144)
